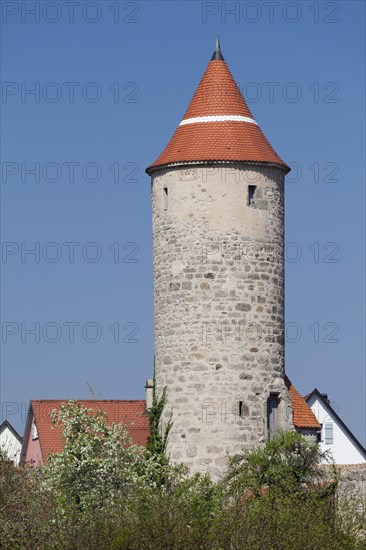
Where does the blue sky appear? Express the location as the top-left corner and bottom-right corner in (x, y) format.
(1, 1), (365, 445)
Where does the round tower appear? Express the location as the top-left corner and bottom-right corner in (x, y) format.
(146, 39), (293, 478)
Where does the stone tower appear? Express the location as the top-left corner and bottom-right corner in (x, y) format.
(146, 39), (293, 478)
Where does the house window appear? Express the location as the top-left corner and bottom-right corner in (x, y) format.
(163, 187), (168, 210)
(248, 185), (257, 206)
(324, 422), (333, 444)
(267, 394), (279, 440)
(32, 422), (38, 440)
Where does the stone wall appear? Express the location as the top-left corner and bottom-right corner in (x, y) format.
(335, 464), (366, 502)
(151, 162), (293, 478)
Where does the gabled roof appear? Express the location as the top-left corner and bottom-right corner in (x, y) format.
(0, 419), (23, 443)
(24, 400), (150, 462)
(147, 40), (289, 174)
(305, 389), (366, 459)
(285, 377), (321, 430)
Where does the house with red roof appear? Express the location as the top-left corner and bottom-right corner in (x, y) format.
(20, 400), (150, 466)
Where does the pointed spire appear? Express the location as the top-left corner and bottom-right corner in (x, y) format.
(146, 43), (289, 175)
(211, 35), (224, 61)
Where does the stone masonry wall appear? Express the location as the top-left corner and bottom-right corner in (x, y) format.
(151, 162), (293, 478)
(336, 464), (366, 503)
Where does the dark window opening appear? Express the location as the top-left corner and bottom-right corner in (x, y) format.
(163, 187), (168, 210)
(248, 185), (257, 206)
(238, 401), (248, 417)
(267, 394), (279, 440)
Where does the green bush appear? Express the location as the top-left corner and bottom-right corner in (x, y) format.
(0, 449), (57, 549)
(1, 405), (364, 550)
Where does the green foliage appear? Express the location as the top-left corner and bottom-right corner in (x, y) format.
(144, 373), (177, 488)
(225, 430), (337, 497)
(44, 400), (150, 521)
(146, 374), (173, 459)
(0, 448), (57, 549)
(218, 489), (362, 550)
(1, 409), (364, 550)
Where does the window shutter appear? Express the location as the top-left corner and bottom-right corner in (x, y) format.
(324, 422), (333, 444)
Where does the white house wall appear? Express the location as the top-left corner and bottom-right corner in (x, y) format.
(308, 396), (365, 465)
(0, 426), (22, 465)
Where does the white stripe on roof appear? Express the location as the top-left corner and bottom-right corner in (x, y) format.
(179, 115), (258, 126)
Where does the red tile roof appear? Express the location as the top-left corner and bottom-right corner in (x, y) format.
(285, 378), (321, 429)
(31, 400), (150, 461)
(147, 51), (289, 173)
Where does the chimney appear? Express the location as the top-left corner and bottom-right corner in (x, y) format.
(321, 393), (330, 404)
(145, 379), (153, 412)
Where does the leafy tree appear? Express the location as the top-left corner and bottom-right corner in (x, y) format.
(45, 400), (144, 514)
(225, 430), (337, 497)
(219, 431), (347, 550)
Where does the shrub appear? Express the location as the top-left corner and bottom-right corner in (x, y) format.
(1, 407), (364, 550)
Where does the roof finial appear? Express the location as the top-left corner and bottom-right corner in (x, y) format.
(211, 35), (224, 61)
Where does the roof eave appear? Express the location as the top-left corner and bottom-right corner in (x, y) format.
(295, 424), (321, 430)
(146, 159), (290, 176)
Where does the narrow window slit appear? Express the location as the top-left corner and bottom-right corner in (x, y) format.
(248, 185), (257, 206)
(267, 394), (279, 440)
(163, 186), (168, 210)
(238, 401), (248, 417)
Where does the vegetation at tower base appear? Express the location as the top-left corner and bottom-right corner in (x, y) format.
(146, 375), (175, 487)
(146, 373), (173, 461)
(1, 404), (365, 550)
(225, 430), (337, 498)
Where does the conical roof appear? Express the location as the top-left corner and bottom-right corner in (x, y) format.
(146, 40), (289, 174)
